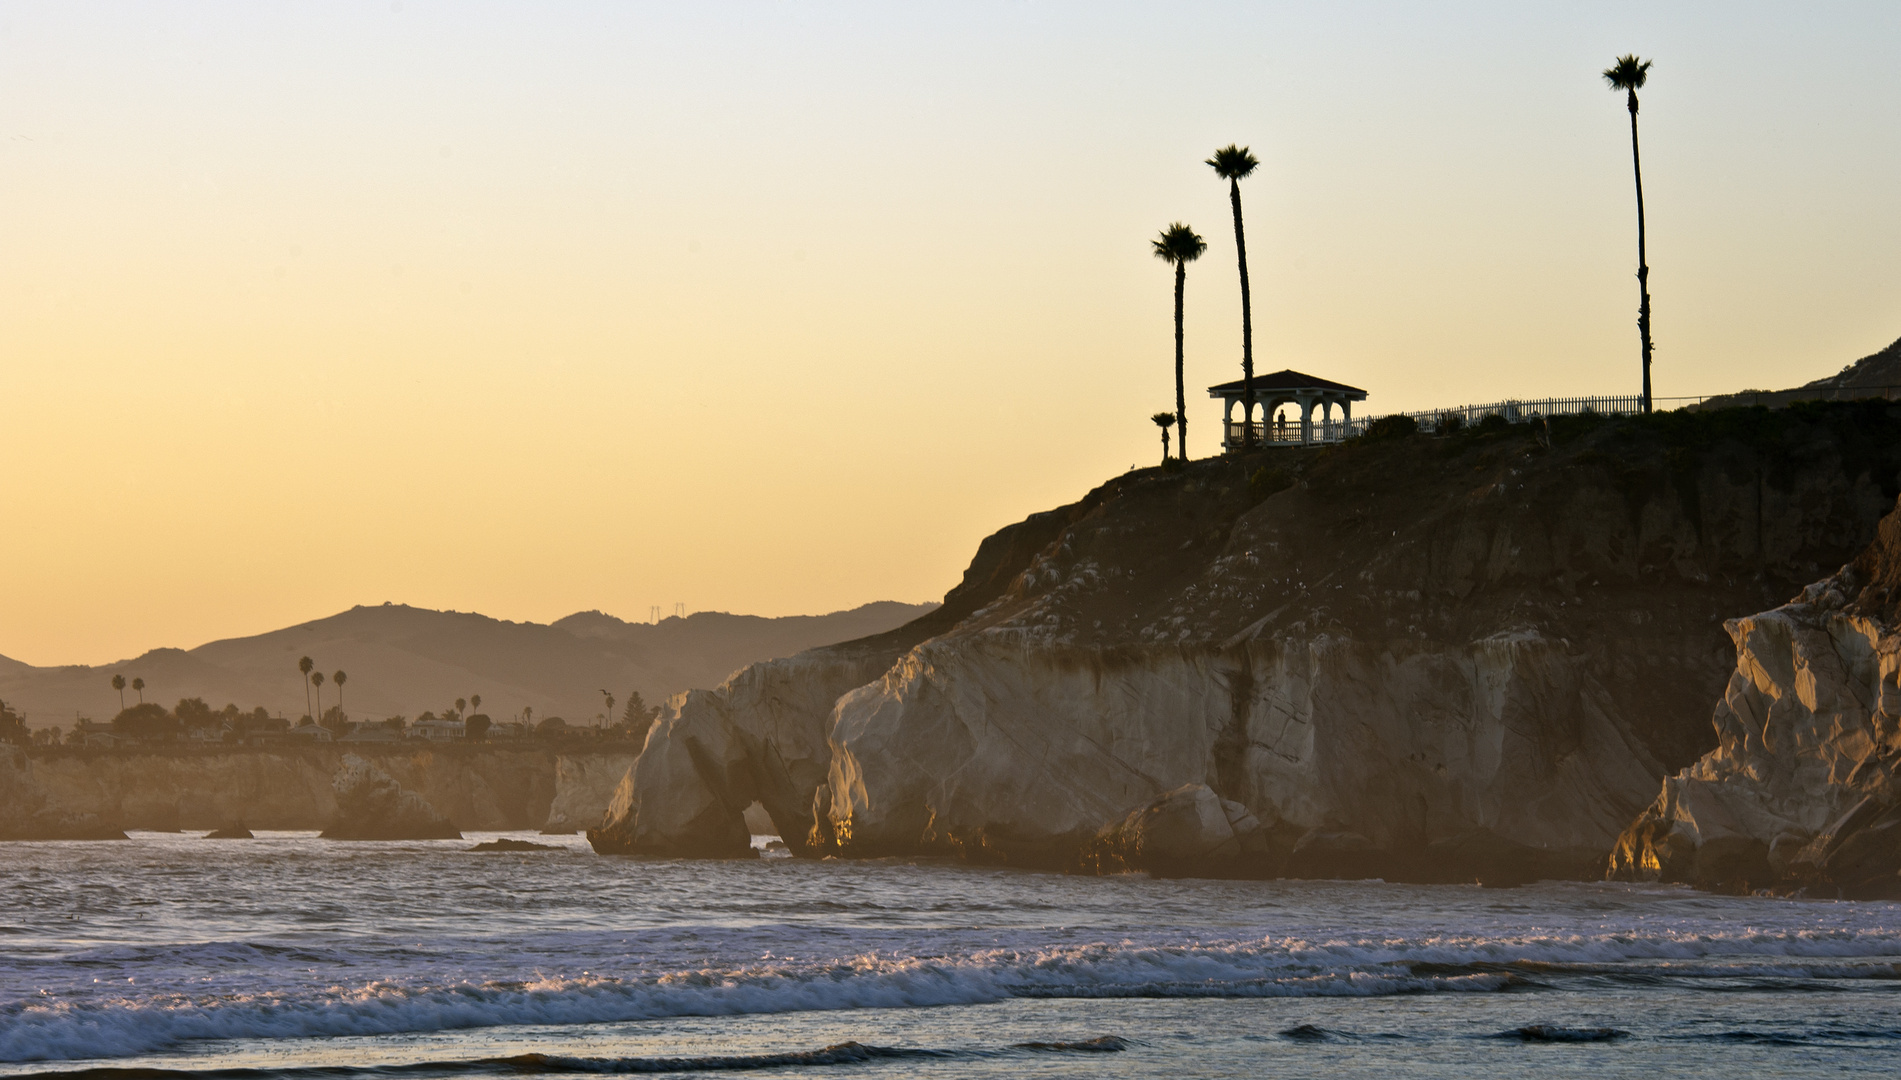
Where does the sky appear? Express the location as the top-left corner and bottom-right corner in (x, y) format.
(2, 1), (1898, 667)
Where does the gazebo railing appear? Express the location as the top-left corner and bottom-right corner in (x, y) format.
(1226, 417), (1368, 447)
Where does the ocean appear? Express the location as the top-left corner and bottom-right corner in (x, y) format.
(2, 830), (1898, 1078)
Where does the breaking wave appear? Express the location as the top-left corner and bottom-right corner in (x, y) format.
(6, 926), (1901, 1063)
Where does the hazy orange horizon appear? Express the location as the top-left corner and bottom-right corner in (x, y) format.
(3, 1), (1898, 666)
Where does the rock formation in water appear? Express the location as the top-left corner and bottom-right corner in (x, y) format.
(321, 753), (462, 839)
(542, 753), (641, 833)
(1609, 494), (1901, 897)
(600, 403), (1901, 880)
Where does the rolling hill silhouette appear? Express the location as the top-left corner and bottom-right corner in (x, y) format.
(0, 601), (934, 730)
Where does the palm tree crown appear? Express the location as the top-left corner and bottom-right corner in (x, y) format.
(1150, 223), (1207, 267)
(1206, 144), (1258, 181)
(1602, 54), (1651, 95)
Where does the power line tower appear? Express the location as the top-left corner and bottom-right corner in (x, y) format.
(673, 602), (686, 619)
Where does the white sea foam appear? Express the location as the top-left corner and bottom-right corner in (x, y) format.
(6, 927), (1901, 1063)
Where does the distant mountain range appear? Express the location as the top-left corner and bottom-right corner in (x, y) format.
(0, 602), (936, 730)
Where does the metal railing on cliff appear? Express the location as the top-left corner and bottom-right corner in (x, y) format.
(1256, 384), (1901, 446)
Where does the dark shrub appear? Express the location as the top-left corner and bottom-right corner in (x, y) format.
(1249, 466), (1295, 501)
(1435, 412), (1465, 435)
(1476, 412), (1511, 434)
(1360, 414), (1417, 442)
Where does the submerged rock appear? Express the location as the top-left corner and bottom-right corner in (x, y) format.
(469, 838), (562, 852)
(321, 754), (461, 840)
(1610, 495), (1901, 898)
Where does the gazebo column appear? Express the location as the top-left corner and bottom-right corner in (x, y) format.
(1222, 396), (1236, 449)
(1299, 395), (1315, 446)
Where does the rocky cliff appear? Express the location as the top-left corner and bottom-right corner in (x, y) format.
(1609, 493), (1901, 897)
(0, 746), (634, 839)
(600, 401), (1901, 880)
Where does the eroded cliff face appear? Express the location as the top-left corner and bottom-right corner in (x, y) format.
(605, 403), (1901, 879)
(1609, 496), (1901, 897)
(0, 746), (631, 838)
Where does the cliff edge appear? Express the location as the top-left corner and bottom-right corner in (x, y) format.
(602, 402), (1901, 880)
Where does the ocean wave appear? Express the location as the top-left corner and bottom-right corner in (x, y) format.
(5, 927), (1901, 1063)
(9, 1036), (1129, 1078)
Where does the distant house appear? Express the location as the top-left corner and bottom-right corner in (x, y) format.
(287, 723), (332, 742)
(410, 718), (465, 741)
(83, 730), (122, 749)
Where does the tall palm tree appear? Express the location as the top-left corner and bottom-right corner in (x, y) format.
(1207, 144), (1261, 447)
(454, 697), (467, 718)
(1604, 54), (1656, 414)
(311, 671), (325, 722)
(1151, 411), (1175, 463)
(1151, 222), (1207, 459)
(111, 674), (126, 710)
(333, 670), (347, 717)
(131, 677), (144, 704)
(298, 656), (315, 721)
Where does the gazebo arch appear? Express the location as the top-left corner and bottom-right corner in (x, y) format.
(1207, 369), (1368, 448)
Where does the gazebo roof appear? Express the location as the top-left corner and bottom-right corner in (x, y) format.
(1207, 369), (1367, 399)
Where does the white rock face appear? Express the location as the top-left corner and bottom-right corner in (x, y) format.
(819, 628), (1659, 878)
(542, 753), (641, 833)
(1610, 579), (1901, 895)
(587, 647), (899, 857)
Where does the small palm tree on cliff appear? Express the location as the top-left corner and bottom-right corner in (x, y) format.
(132, 677), (144, 704)
(1151, 222), (1207, 460)
(1603, 54), (1656, 413)
(1151, 411), (1175, 463)
(310, 671), (325, 722)
(470, 693), (481, 715)
(332, 670), (347, 717)
(111, 674), (126, 710)
(1207, 144), (1261, 447)
(298, 656), (315, 721)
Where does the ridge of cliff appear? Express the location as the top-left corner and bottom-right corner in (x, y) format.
(1608, 493), (1901, 897)
(602, 401), (1901, 879)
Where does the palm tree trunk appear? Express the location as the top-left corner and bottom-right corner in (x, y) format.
(1229, 178), (1255, 448)
(304, 684), (312, 723)
(1627, 90), (1653, 414)
(1173, 261), (1187, 459)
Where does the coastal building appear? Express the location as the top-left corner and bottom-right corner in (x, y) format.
(1208, 369), (1368, 449)
(410, 717), (466, 741)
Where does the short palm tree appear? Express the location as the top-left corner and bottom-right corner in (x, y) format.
(298, 656), (315, 721)
(1151, 223), (1207, 459)
(131, 677), (144, 704)
(1150, 412), (1175, 463)
(1207, 145), (1261, 447)
(111, 674), (126, 710)
(311, 671), (325, 722)
(455, 697), (467, 717)
(1604, 54), (1655, 413)
(470, 693), (481, 715)
(333, 670), (347, 717)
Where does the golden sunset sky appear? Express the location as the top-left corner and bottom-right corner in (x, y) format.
(3, 1), (1898, 665)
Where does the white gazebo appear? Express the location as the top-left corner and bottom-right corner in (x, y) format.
(1208, 369), (1368, 449)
